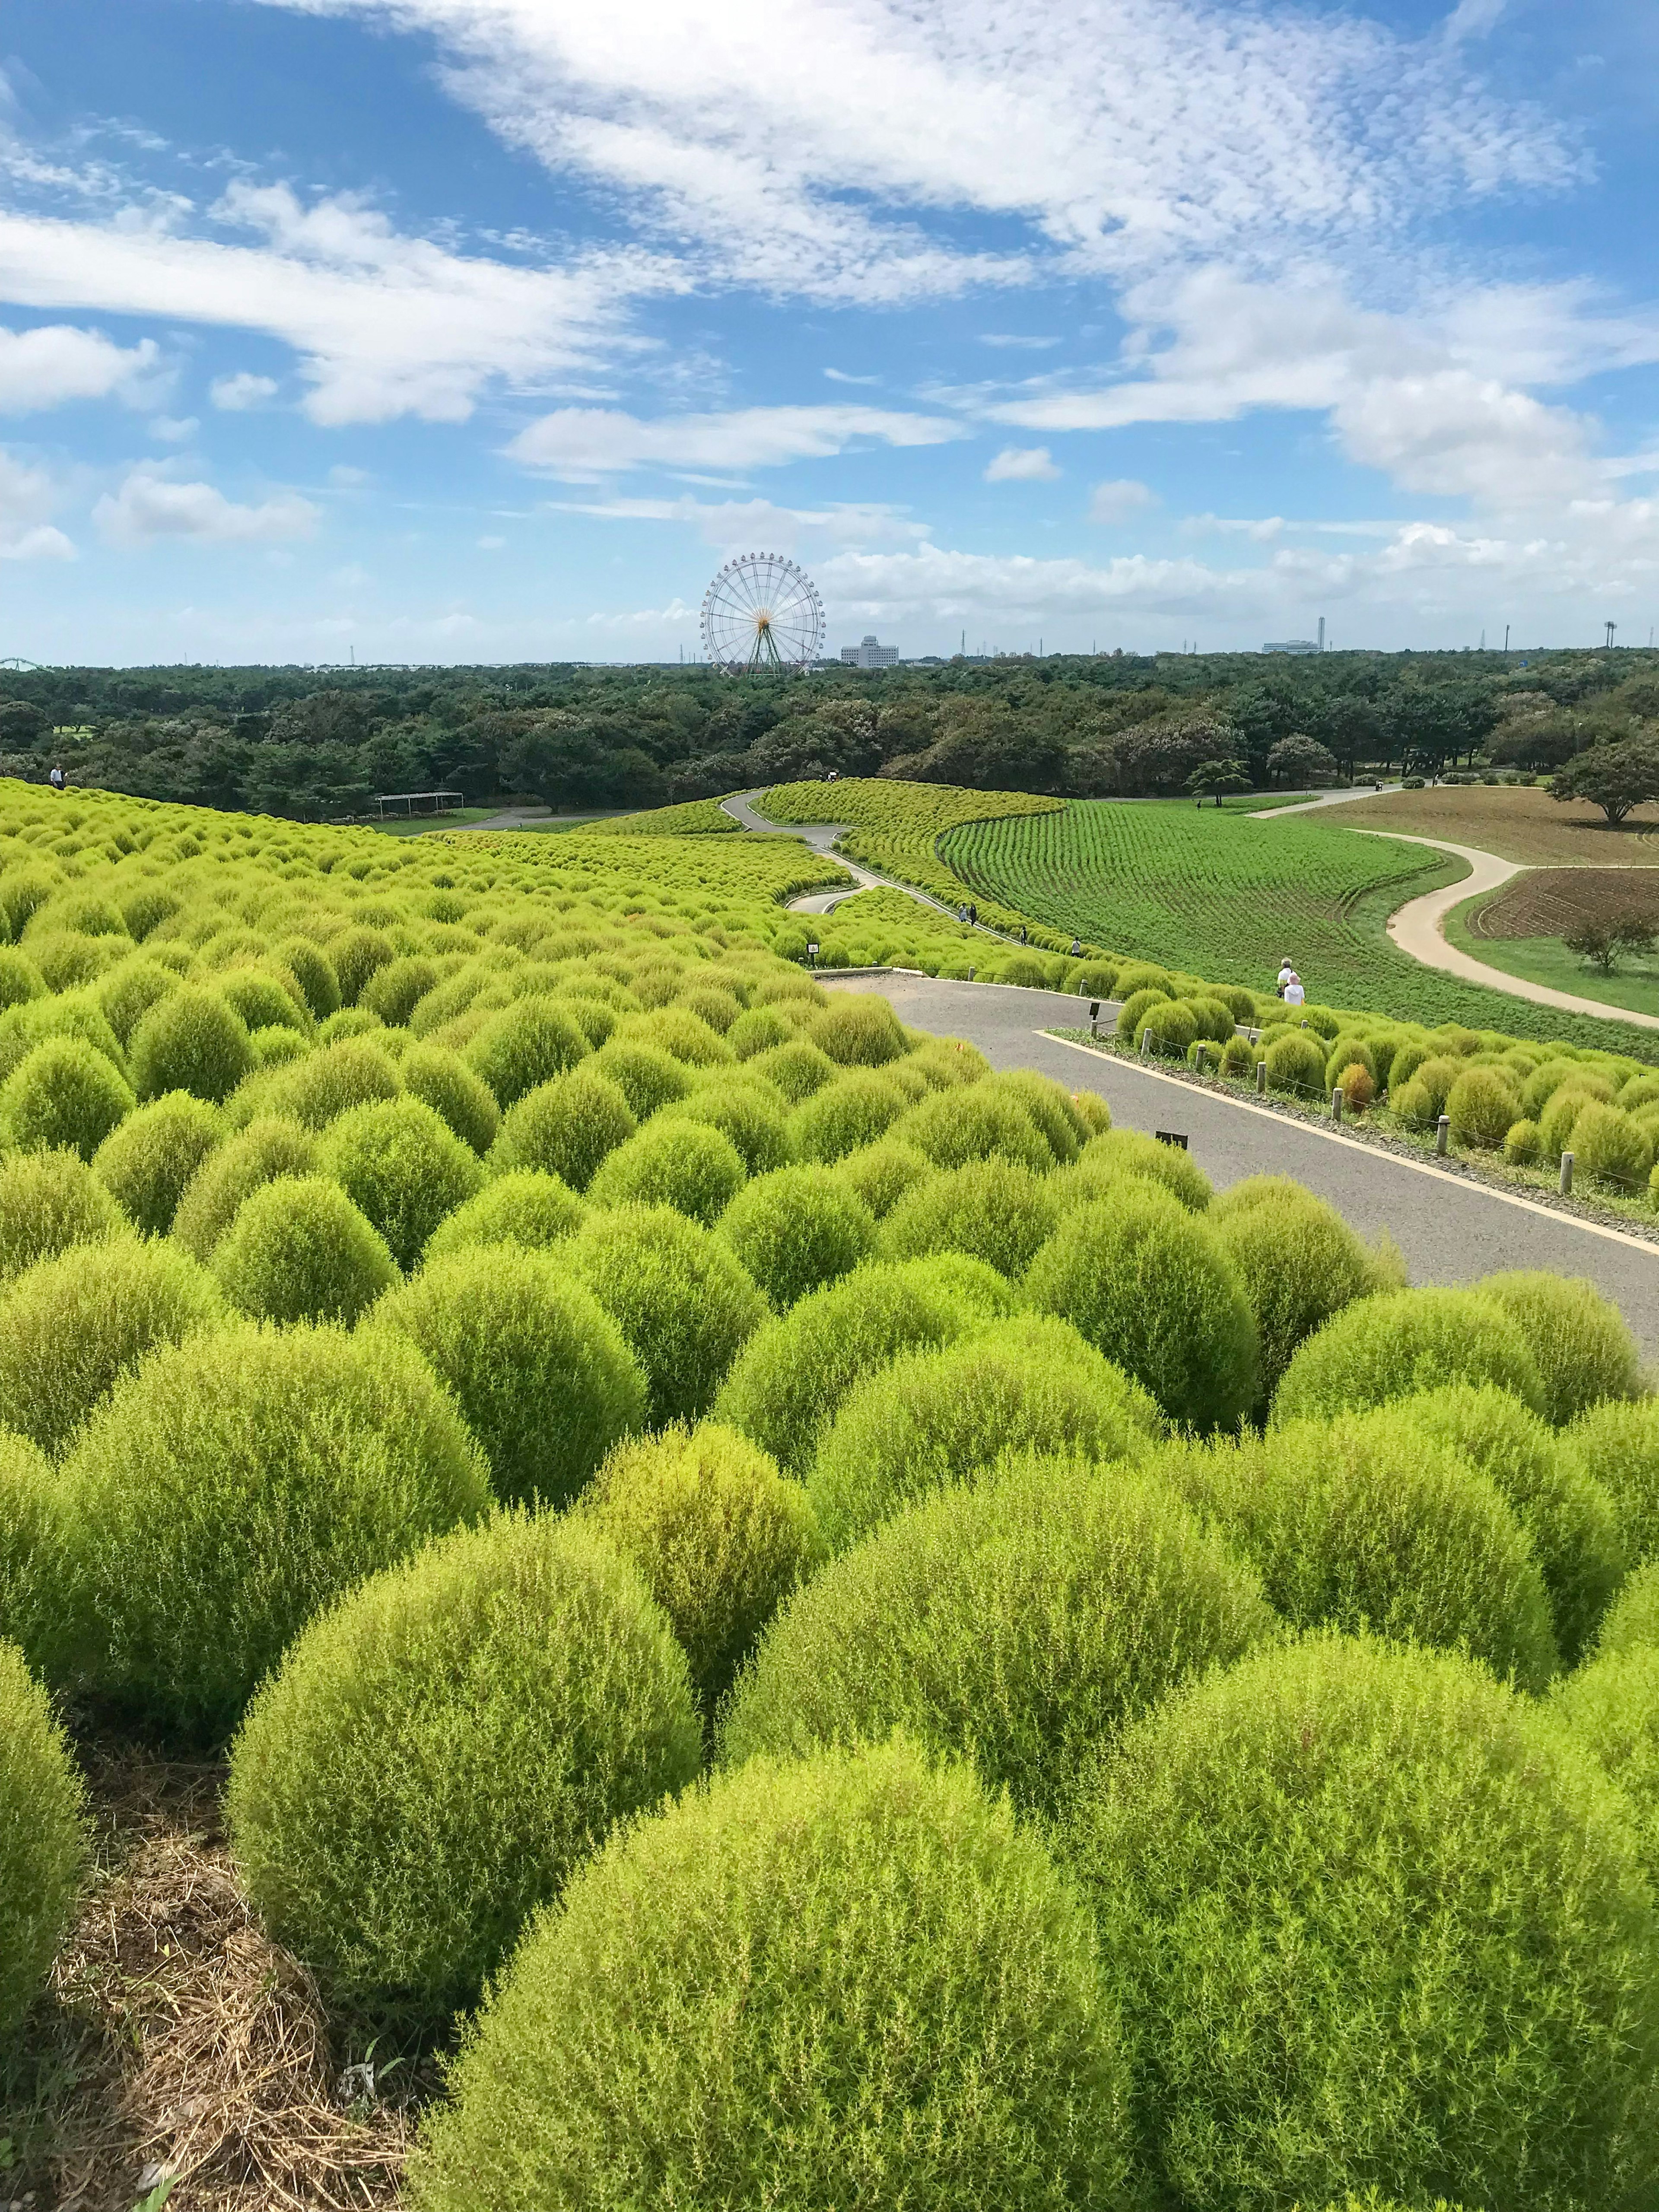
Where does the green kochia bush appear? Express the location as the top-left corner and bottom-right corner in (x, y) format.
(880, 1157), (1058, 1280)
(1595, 1561), (1659, 1658)
(1055, 1127), (1212, 1214)
(564, 1205), (766, 1427)
(662, 1077), (791, 1176)
(1026, 1190), (1258, 1433)
(591, 1036), (693, 1118)
(1397, 1383), (1626, 1665)
(587, 1119), (747, 1226)
(2, 1035), (135, 1159)
(1570, 1399), (1659, 1567)
(468, 1001), (591, 1107)
(1063, 1635), (1659, 2212)
(258, 1036), (401, 1130)
(320, 1096), (485, 1269)
(0, 1430), (58, 1661)
(54, 1322), (490, 1741)
(409, 1740), (1135, 2212)
(92, 1090), (223, 1236)
(169, 1114), (319, 1259)
(228, 1511), (700, 2034)
(1211, 1175), (1397, 1409)
(422, 1170), (585, 1261)
(807, 1316), (1163, 1550)
(788, 1069), (911, 1163)
(717, 1163), (876, 1310)
(898, 1084), (1052, 1176)
(129, 986), (255, 1104)
(212, 1176), (399, 1326)
(1155, 1411), (1560, 1690)
(1553, 1641), (1659, 1886)
(399, 1041), (500, 1156)
(0, 1148), (123, 1282)
(580, 1424), (825, 1712)
(1477, 1269), (1643, 1424)
(0, 1640), (86, 2040)
(833, 1135), (934, 1219)
(487, 1066), (636, 1192)
(807, 994), (909, 1066)
(1272, 1287), (1547, 1424)
(713, 1256), (998, 1475)
(723, 1456), (1274, 1821)
(371, 1247), (645, 1506)
(0, 1239), (224, 1457)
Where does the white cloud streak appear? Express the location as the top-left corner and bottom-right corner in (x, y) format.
(984, 445), (1058, 481)
(93, 468), (321, 547)
(510, 402), (964, 478)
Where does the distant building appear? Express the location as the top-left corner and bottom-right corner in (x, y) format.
(840, 634), (899, 669)
(1265, 617), (1326, 655)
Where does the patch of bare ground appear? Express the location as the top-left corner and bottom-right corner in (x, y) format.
(3, 1740), (420, 2212)
(1333, 784), (1659, 866)
(1470, 869), (1659, 939)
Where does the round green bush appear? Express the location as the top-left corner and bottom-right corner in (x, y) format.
(1182, 995), (1236, 1046)
(1115, 961), (1174, 1000)
(1445, 1064), (1520, 1147)
(1056, 1128), (1212, 1213)
(169, 1113), (319, 1259)
(326, 924), (395, 1007)
(717, 1163), (876, 1310)
(260, 1036), (402, 1130)
(713, 1256), (997, 1475)
(1477, 1269), (1643, 1425)
(423, 1170), (585, 1262)
(726, 1004), (793, 1059)
(587, 1119), (747, 1226)
(1552, 1641), (1659, 1886)
(1272, 1287), (1547, 1424)
(589, 1035), (693, 1118)
(1325, 1035), (1378, 1090)
(467, 999), (591, 1108)
(358, 953), (439, 1029)
(0, 990), (125, 1085)
(1158, 1409), (1559, 1688)
(976, 1069), (1086, 1164)
(0, 1641), (86, 2040)
(1504, 1116), (1543, 1164)
(750, 1035), (839, 1103)
(1135, 999), (1199, 1059)
(724, 1455), (1273, 1818)
(0, 1238), (224, 1458)
(1392, 1382), (1625, 1665)
(619, 1006), (732, 1069)
(2, 1036), (134, 1159)
(0, 1430), (61, 1662)
(1522, 1057), (1592, 1118)
(0, 1147), (124, 1283)
(1026, 1191), (1258, 1433)
(808, 1315), (1163, 1549)
(1571, 1102), (1653, 1191)
(788, 1068), (912, 1163)
(212, 1175), (399, 1325)
(55, 1322), (490, 1740)
(410, 1737), (1132, 2212)
(1264, 1030), (1328, 1097)
(488, 1065), (636, 1192)
(564, 1205), (766, 1427)
(228, 1510), (699, 2033)
(399, 1041), (500, 1156)
(0, 946), (46, 1014)
(1540, 1081), (1606, 1160)
(274, 935), (340, 1019)
(1570, 1399), (1659, 1566)
(371, 1246), (645, 1506)
(319, 1096), (485, 1270)
(806, 994), (908, 1066)
(903, 1034), (991, 1090)
(128, 986), (254, 1104)
(580, 1423), (824, 1711)
(661, 1078), (791, 1176)
(833, 1135), (934, 1219)
(218, 967), (311, 1038)
(1116, 986), (1168, 1040)
(1210, 1175), (1392, 1408)
(880, 1157), (1059, 1281)
(1064, 1634), (1659, 2211)
(316, 1006), (387, 1046)
(1595, 1560), (1659, 1657)
(897, 1084), (1053, 1176)
(96, 954), (179, 1048)
(92, 1090), (223, 1237)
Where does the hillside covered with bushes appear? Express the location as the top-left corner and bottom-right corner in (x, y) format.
(4, 775), (1659, 2204)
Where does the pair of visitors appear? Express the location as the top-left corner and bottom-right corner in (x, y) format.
(1276, 957), (1306, 1007)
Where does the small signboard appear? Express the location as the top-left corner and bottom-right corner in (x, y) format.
(1154, 1131), (1189, 1150)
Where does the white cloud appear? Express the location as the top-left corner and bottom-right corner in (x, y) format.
(93, 467), (321, 547)
(0, 448), (73, 560)
(1088, 477), (1156, 521)
(0, 323), (159, 413)
(546, 490), (932, 551)
(985, 445), (1058, 482)
(981, 334), (1062, 350)
(824, 367), (880, 385)
(210, 371), (278, 410)
(328, 464), (371, 486)
(509, 402), (963, 478)
(148, 415), (197, 442)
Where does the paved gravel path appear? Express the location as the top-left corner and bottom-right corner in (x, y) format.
(721, 788), (1015, 929)
(825, 972), (1659, 1354)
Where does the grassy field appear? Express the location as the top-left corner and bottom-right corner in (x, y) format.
(1332, 785), (1659, 865)
(942, 798), (1659, 1053)
(1443, 896), (1659, 1018)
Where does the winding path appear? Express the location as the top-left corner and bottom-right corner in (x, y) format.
(721, 788), (1017, 934)
(820, 972), (1659, 1353)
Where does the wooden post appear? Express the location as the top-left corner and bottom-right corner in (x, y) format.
(1436, 1114), (1450, 1157)
(1194, 1042), (1207, 1074)
(1331, 1085), (1343, 1124)
(1560, 1150), (1574, 1196)
(1255, 1060), (1267, 1095)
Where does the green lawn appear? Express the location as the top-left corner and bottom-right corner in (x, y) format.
(1443, 896), (1659, 1020)
(942, 798), (1659, 1056)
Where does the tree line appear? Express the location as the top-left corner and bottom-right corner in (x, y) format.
(0, 648), (1652, 820)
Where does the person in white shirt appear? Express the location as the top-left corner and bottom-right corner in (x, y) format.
(1276, 959), (1295, 995)
(1283, 973), (1306, 1007)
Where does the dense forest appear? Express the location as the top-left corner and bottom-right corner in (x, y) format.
(0, 648), (1653, 821)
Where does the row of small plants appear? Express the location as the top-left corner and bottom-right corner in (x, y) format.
(3, 775), (1659, 2206)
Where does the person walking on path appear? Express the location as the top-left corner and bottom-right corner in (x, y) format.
(1276, 957), (1295, 996)
(1283, 971), (1306, 1007)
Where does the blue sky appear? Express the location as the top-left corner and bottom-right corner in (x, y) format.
(0, 0), (1655, 665)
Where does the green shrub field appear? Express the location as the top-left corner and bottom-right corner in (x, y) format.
(0, 766), (1658, 2210)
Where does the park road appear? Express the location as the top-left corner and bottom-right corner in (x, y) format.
(823, 971), (1659, 1358)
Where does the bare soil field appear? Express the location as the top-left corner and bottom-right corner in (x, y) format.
(1469, 868), (1659, 938)
(1334, 784), (1659, 865)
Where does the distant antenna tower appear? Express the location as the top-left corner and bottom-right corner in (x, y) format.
(1605, 620), (1618, 650)
(1318, 616), (1325, 652)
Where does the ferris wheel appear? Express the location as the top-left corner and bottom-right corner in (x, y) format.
(700, 553), (824, 674)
